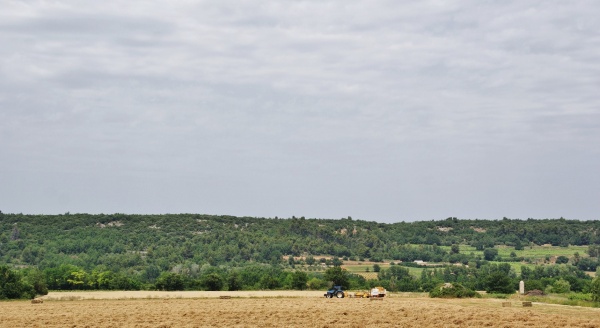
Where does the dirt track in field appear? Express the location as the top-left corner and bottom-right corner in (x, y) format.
(2, 293), (600, 327)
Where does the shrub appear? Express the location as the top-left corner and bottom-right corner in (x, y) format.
(429, 283), (480, 298)
(306, 277), (325, 290)
(524, 280), (544, 292)
(552, 278), (571, 294)
(568, 293), (592, 302)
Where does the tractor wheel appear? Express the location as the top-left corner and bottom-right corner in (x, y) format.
(336, 291), (344, 298)
(326, 293), (332, 298)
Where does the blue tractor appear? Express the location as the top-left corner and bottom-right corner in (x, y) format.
(324, 285), (346, 298)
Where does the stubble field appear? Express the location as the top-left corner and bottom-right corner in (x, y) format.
(2, 291), (600, 328)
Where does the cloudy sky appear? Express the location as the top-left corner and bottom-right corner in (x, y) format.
(1, 1), (599, 222)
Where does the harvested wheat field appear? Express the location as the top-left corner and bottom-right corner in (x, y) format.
(2, 293), (600, 328)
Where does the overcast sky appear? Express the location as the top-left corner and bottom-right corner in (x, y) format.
(1, 1), (599, 222)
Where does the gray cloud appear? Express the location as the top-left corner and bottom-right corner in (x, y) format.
(1, 0), (599, 221)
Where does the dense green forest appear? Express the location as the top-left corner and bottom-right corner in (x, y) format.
(2, 213), (600, 299)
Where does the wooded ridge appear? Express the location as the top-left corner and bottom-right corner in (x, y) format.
(2, 214), (600, 269)
(2, 213), (600, 300)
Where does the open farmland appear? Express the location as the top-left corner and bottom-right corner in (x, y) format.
(2, 292), (600, 327)
(457, 245), (589, 261)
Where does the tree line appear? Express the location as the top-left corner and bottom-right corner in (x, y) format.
(3, 260), (600, 301)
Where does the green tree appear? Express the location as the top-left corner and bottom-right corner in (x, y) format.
(44, 264), (83, 290)
(22, 268), (48, 296)
(0, 266), (35, 299)
(227, 271), (242, 291)
(307, 277), (325, 290)
(523, 279), (544, 292)
(201, 273), (224, 291)
(514, 240), (524, 251)
(110, 272), (141, 290)
(259, 275), (280, 290)
(88, 268), (113, 289)
(451, 244), (460, 254)
(291, 271), (308, 290)
(483, 248), (498, 261)
(142, 265), (161, 283)
(591, 277), (600, 302)
(324, 266), (349, 289)
(155, 272), (184, 291)
(484, 272), (514, 294)
(67, 269), (88, 289)
(331, 257), (343, 267)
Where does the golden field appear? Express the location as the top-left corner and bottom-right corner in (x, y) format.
(1, 292), (600, 328)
